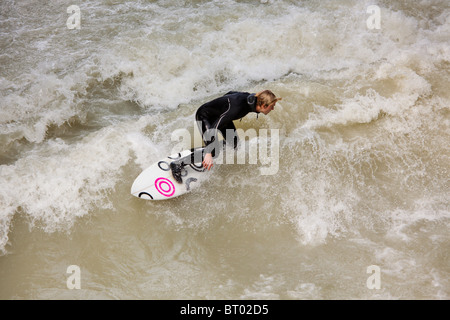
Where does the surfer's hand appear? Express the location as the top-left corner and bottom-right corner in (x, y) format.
(203, 153), (214, 170)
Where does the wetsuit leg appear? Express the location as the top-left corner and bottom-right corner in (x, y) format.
(195, 110), (222, 159)
(170, 110), (215, 167)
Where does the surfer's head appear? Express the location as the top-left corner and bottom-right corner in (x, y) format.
(255, 90), (282, 115)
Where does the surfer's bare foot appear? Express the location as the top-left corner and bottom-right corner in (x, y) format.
(170, 162), (183, 184)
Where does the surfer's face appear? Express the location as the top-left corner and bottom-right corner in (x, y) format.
(259, 102), (276, 115)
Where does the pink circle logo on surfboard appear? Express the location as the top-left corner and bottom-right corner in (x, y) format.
(155, 177), (175, 197)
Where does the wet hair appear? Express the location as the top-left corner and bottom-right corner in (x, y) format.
(255, 90), (282, 107)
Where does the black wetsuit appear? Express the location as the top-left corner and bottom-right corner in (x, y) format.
(175, 91), (259, 165)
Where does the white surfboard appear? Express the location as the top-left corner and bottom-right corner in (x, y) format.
(131, 148), (206, 200)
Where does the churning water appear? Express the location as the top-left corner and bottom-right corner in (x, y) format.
(0, 0), (449, 299)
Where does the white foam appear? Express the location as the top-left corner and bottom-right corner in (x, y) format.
(0, 67), (90, 143)
(2, 0), (447, 145)
(240, 274), (282, 300)
(385, 197), (450, 242)
(0, 123), (136, 247)
(286, 283), (322, 299)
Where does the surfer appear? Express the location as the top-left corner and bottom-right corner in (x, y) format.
(170, 90), (282, 183)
